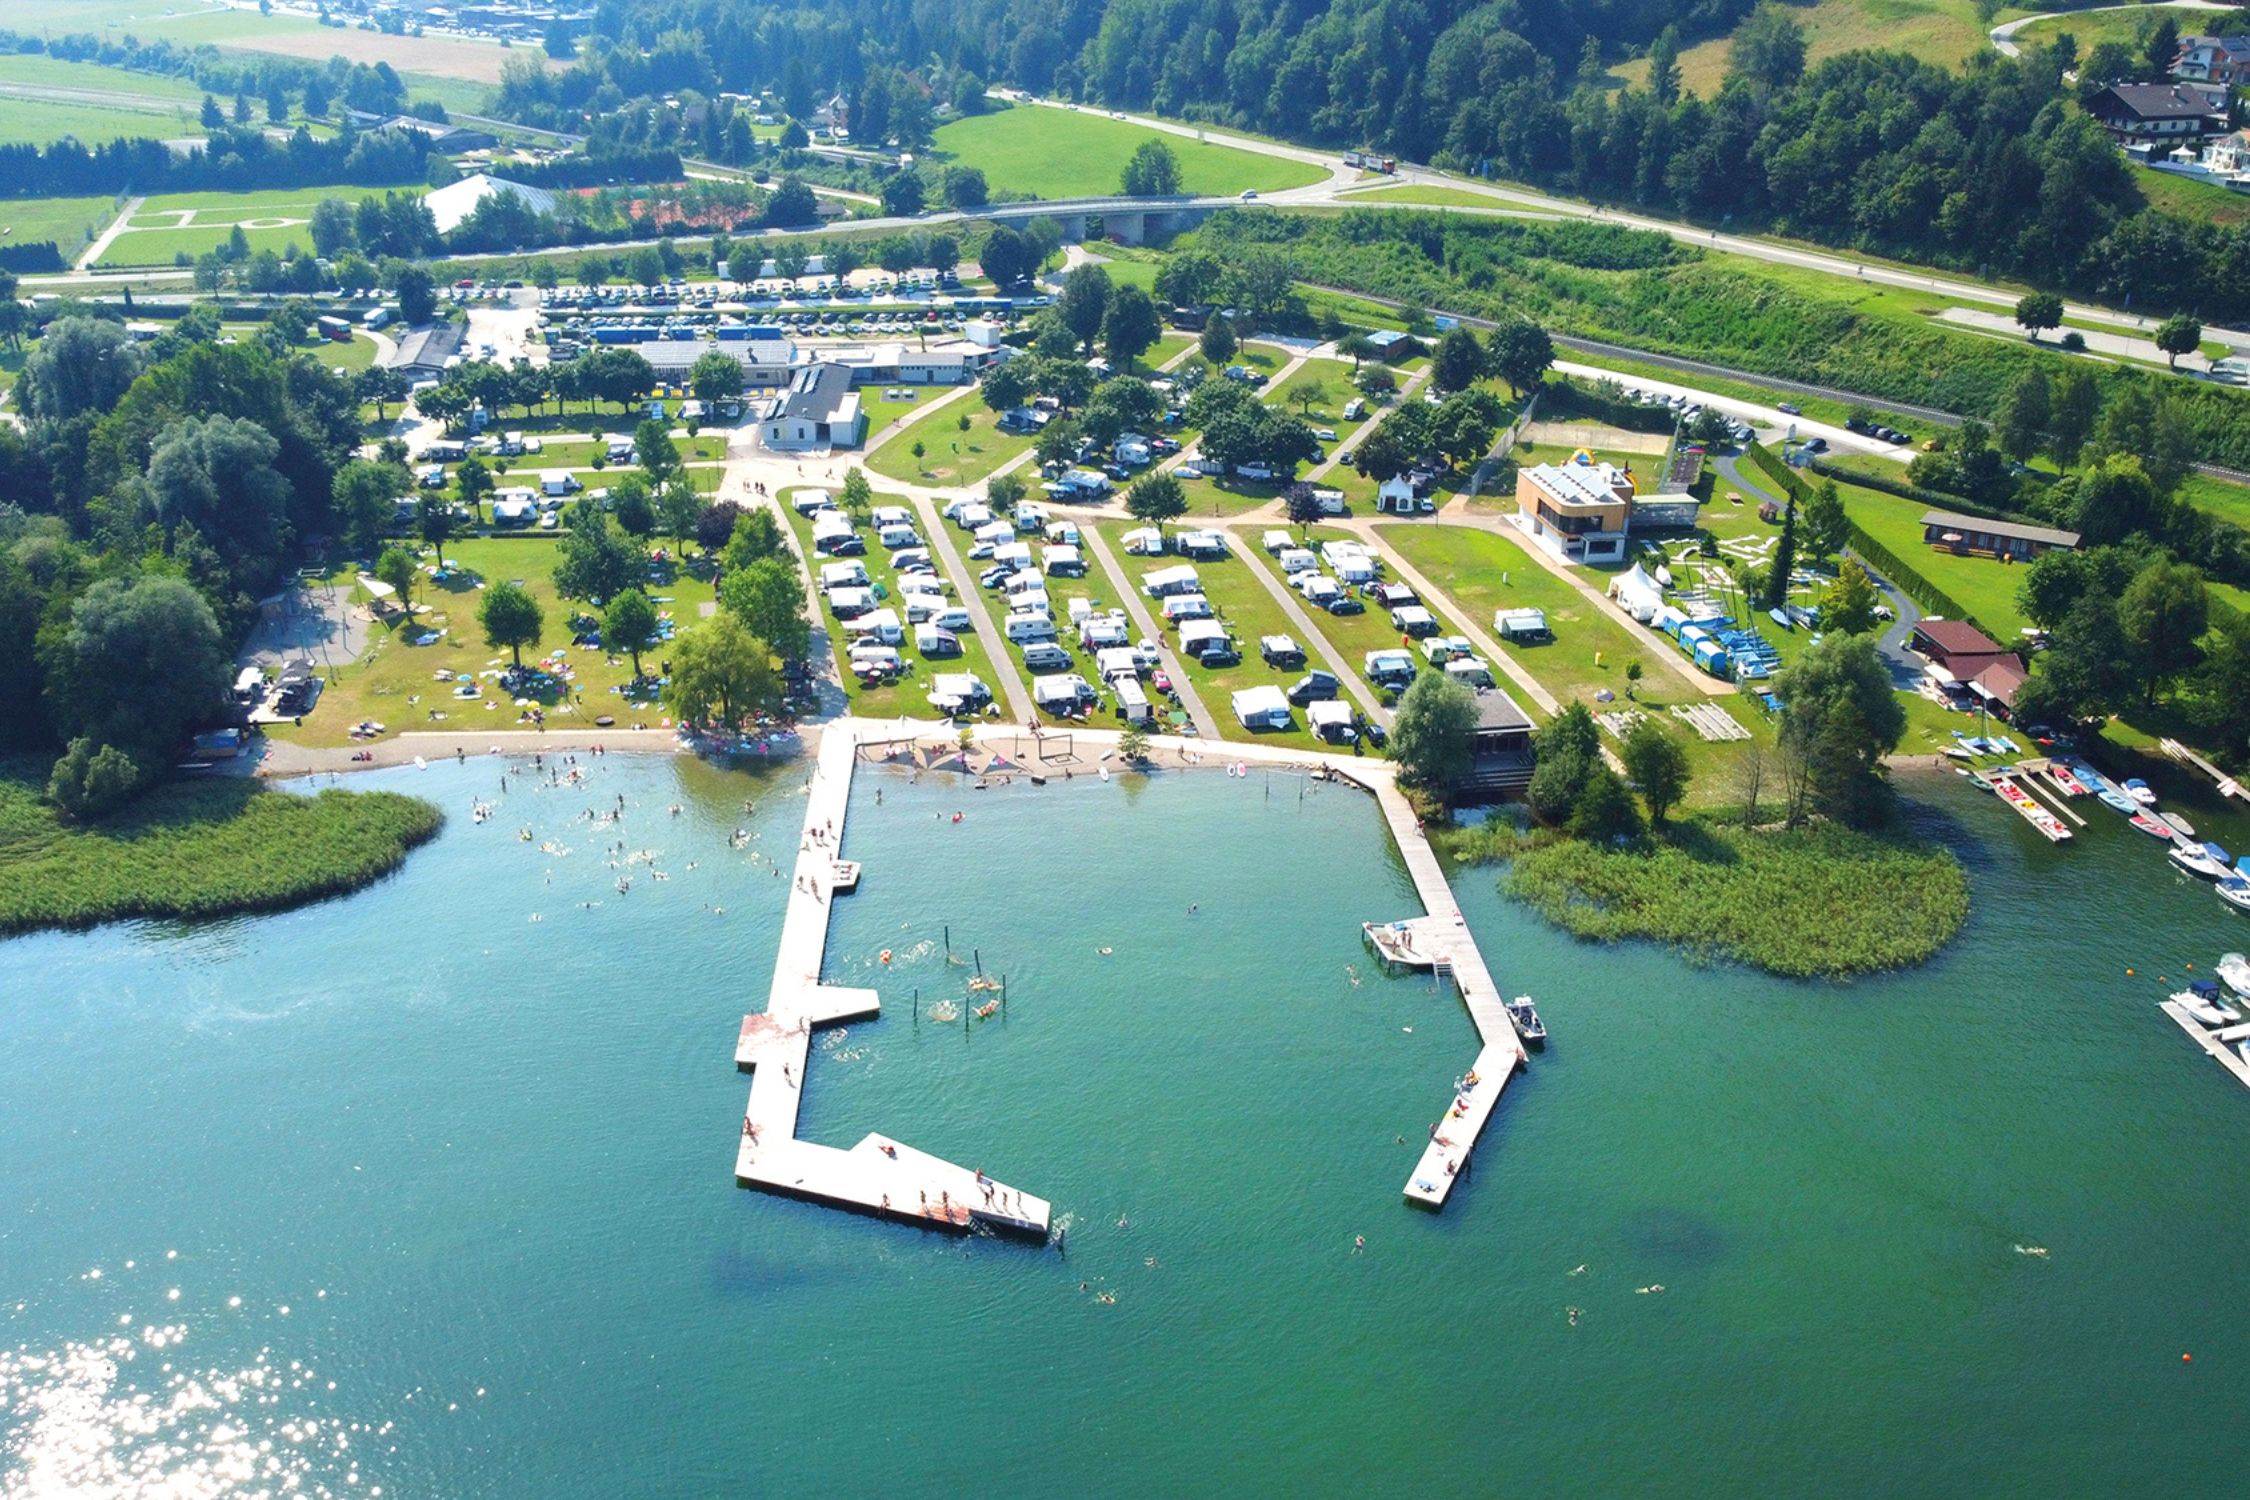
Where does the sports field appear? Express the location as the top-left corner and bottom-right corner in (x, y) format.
(96, 183), (430, 267)
(930, 106), (1324, 200)
(0, 53), (212, 146)
(0, 194), (120, 256)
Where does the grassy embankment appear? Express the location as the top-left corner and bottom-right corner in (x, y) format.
(1494, 817), (1972, 979)
(0, 760), (442, 935)
(928, 104), (1325, 199)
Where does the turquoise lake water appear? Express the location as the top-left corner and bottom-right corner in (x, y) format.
(4, 752), (2250, 1496)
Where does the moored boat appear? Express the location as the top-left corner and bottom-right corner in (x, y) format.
(2161, 811), (2198, 840)
(2170, 840), (2231, 880)
(2131, 813), (2173, 838)
(1505, 995), (1547, 1046)
(2174, 981), (2241, 1026)
(2219, 879), (2250, 915)
(2098, 788), (2139, 814)
(2047, 765), (2088, 796)
(2123, 777), (2158, 805)
(2220, 952), (2250, 997)
(1944, 746), (1975, 763)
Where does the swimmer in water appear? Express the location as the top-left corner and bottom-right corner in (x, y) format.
(1117, 1216), (1129, 1229)
(1353, 1235), (1365, 1253)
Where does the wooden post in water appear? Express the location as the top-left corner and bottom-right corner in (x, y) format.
(912, 986), (919, 1027)
(974, 947), (983, 977)
(944, 923), (952, 962)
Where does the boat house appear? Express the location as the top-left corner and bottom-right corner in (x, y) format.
(1919, 509), (2079, 561)
(1461, 687), (1537, 796)
(1912, 619), (2022, 685)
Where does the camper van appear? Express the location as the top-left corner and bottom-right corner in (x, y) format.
(1161, 594), (1214, 624)
(877, 523), (922, 550)
(1005, 612), (1060, 645)
(792, 489), (835, 515)
(819, 560), (869, 590)
(928, 673), (991, 714)
(540, 471), (582, 498)
(1112, 674), (1151, 723)
(845, 608), (903, 645)
(1020, 642), (1072, 672)
(870, 505), (913, 531)
(1179, 619), (1236, 664)
(811, 512), (864, 555)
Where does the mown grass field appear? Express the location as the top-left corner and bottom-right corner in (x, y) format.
(0, 94), (201, 149)
(865, 396), (1035, 486)
(0, 757), (441, 935)
(0, 192), (118, 255)
(1615, 0), (1999, 97)
(274, 536), (708, 749)
(5, 1), (513, 86)
(99, 183), (433, 267)
(929, 105), (1324, 200)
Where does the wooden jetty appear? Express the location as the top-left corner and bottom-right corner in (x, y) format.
(1355, 773), (1529, 1210)
(1987, 771), (2073, 841)
(2161, 738), (2246, 803)
(732, 723), (1051, 1237)
(2160, 1000), (2250, 1093)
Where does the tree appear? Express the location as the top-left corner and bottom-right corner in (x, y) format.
(309, 198), (355, 258)
(635, 419), (680, 483)
(719, 554), (809, 662)
(1118, 723), (1151, 763)
(301, 75), (329, 118)
(1762, 502), (1797, 611)
(1388, 671), (1477, 791)
(1647, 25), (1683, 107)
(47, 737), (147, 821)
(480, 580), (544, 667)
(1058, 264), (1112, 353)
(41, 576), (228, 757)
(147, 414), (290, 590)
(1773, 634), (1905, 827)
(2117, 556), (2209, 704)
(2145, 13), (2184, 83)
(765, 178), (820, 228)
(656, 477), (705, 551)
(1199, 317), (1237, 366)
(728, 237), (766, 285)
(19, 318), (143, 424)
(1568, 763), (1646, 843)
(1103, 285), (1162, 369)
(1156, 249), (1224, 308)
(723, 506), (785, 571)
(690, 349), (745, 406)
(1527, 702), (1601, 825)
(2073, 454), (2163, 547)
(2017, 589), (2133, 725)
(770, 238), (811, 289)
(611, 474), (656, 537)
(333, 458), (403, 557)
(1991, 369), (2051, 465)
(1120, 138), (1182, 196)
(413, 491), (456, 567)
(826, 240), (863, 288)
(604, 587), (660, 679)
(1486, 319), (1554, 397)
(555, 511), (640, 601)
(1284, 484), (1325, 532)
(978, 226), (1034, 288)
(1126, 473), (1188, 523)
(880, 169), (926, 218)
(2014, 292), (2063, 341)
(988, 471), (1028, 512)
(1432, 327), (1484, 394)
(200, 94), (224, 130)
(1800, 479), (1849, 562)
(668, 612), (778, 728)
(1728, 4), (1807, 92)
(454, 455), (495, 519)
(1822, 559), (1883, 635)
(2154, 313), (2203, 370)
(943, 166), (989, 210)
(1620, 719), (1690, 824)
(375, 546), (418, 620)
(2049, 368), (2099, 467)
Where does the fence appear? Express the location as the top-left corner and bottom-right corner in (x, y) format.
(1840, 522), (1990, 638)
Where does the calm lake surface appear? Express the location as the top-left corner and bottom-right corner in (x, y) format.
(4, 752), (2248, 1496)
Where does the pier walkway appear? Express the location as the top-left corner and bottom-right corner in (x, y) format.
(732, 721), (1052, 1236)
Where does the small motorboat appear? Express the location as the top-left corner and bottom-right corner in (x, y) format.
(2131, 813), (2172, 838)
(2170, 839), (2231, 880)
(2047, 765), (2088, 796)
(1944, 746), (1976, 763)
(2161, 811), (2198, 840)
(2173, 981), (2241, 1026)
(1506, 995), (1547, 1046)
(2218, 879), (2250, 916)
(2097, 788), (2139, 814)
(2123, 777), (2158, 806)
(2218, 951), (2250, 996)
(1968, 771), (1996, 792)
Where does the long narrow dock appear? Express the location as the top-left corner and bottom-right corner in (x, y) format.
(2160, 1001), (2250, 1092)
(1355, 774), (1529, 1209)
(732, 723), (1051, 1237)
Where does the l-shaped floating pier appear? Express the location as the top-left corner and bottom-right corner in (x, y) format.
(730, 720), (1522, 1233)
(732, 723), (1051, 1237)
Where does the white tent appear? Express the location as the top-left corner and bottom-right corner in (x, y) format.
(1231, 684), (1293, 730)
(1610, 562), (1665, 622)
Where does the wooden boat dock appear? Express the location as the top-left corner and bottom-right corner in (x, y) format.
(732, 722), (1051, 1237)
(2160, 1000), (2250, 1093)
(1357, 775), (1529, 1210)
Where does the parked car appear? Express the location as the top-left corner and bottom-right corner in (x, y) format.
(1777, 401), (1801, 415)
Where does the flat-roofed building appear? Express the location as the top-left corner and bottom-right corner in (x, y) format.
(1516, 457), (1635, 563)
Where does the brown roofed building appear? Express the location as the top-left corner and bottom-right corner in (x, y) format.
(1913, 619), (2021, 684)
(1920, 508), (2079, 561)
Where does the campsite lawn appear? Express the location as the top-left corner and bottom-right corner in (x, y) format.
(928, 105), (1324, 200)
(778, 487), (1013, 724)
(1828, 477), (2032, 638)
(268, 536), (710, 751)
(1087, 521), (1325, 751)
(865, 398), (1035, 487)
(1264, 358), (1359, 428)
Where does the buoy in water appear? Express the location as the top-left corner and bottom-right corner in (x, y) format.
(880, 949), (893, 964)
